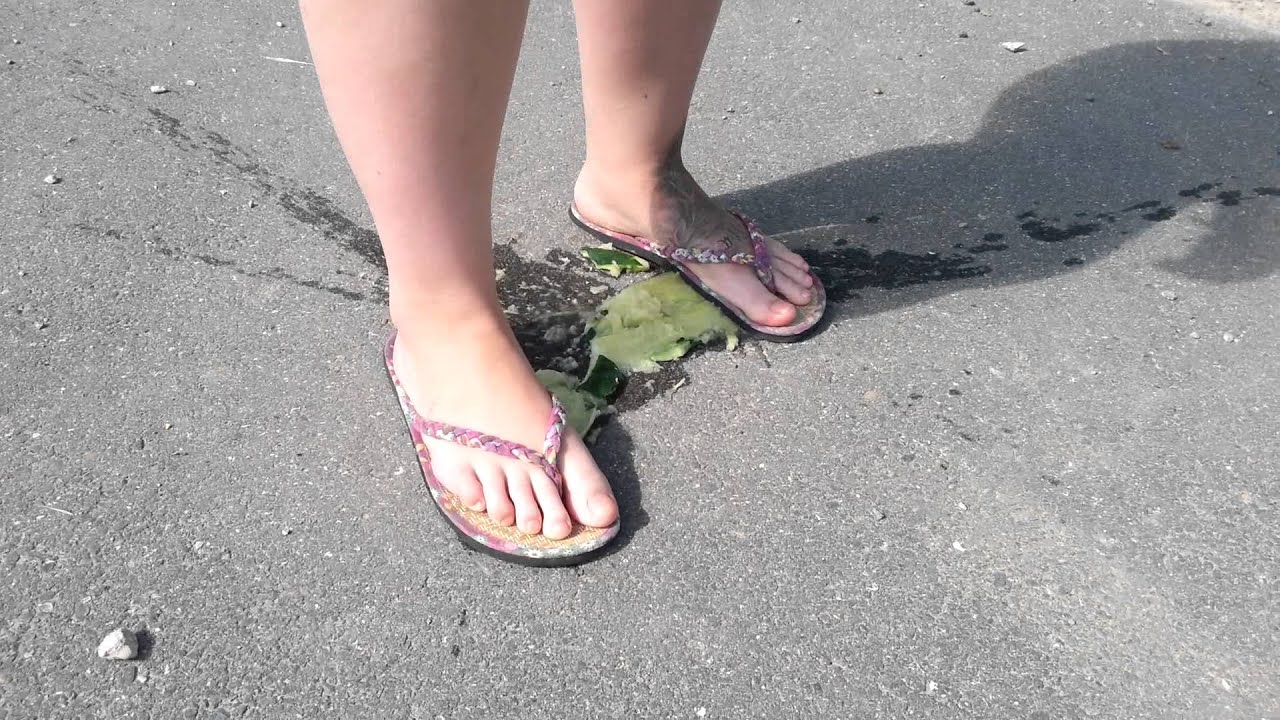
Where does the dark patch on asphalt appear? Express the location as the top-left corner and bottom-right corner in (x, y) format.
(494, 243), (600, 375)
(147, 109), (192, 144)
(1216, 190), (1242, 207)
(141, 109), (390, 299)
(153, 245), (367, 302)
(1019, 216), (1100, 243)
(864, 215), (881, 224)
(71, 222), (369, 302)
(275, 189), (384, 273)
(1178, 182), (1220, 198)
(1122, 200), (1161, 212)
(969, 241), (1008, 254)
(823, 179), (1267, 288)
(802, 246), (991, 304)
(612, 362), (692, 413)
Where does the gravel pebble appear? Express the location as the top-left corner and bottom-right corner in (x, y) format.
(542, 325), (569, 344)
(149, 84), (168, 94)
(1001, 42), (1028, 53)
(97, 629), (139, 660)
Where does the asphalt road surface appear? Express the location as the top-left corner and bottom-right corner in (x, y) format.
(2, 0), (1278, 718)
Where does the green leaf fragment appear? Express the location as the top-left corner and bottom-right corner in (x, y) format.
(580, 246), (652, 278)
(535, 369), (609, 437)
(580, 354), (625, 401)
(589, 273), (738, 373)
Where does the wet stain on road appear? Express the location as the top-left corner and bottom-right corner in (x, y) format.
(1018, 212), (1101, 243)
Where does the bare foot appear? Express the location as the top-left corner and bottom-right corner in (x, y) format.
(392, 311), (618, 539)
(573, 136), (815, 328)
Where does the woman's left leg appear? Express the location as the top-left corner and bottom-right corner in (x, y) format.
(571, 0), (816, 328)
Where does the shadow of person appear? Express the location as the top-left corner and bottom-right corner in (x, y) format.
(721, 40), (1280, 318)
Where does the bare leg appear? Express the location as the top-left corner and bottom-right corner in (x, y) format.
(572, 0), (815, 327)
(301, 0), (617, 538)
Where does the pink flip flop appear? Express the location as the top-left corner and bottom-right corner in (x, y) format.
(570, 204), (827, 342)
(384, 333), (619, 566)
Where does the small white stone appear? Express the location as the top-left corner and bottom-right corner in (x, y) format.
(43, 174), (60, 185)
(275, 21), (285, 27)
(97, 629), (139, 660)
(183, 79), (196, 86)
(1001, 42), (1028, 53)
(1160, 290), (1177, 300)
(588, 285), (609, 295)
(952, 540), (966, 552)
(1223, 332), (1237, 343)
(149, 84), (169, 94)
(1189, 331), (1200, 339)
(695, 709), (708, 718)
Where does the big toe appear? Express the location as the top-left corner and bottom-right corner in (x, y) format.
(746, 294), (799, 327)
(691, 265), (799, 328)
(432, 455), (487, 512)
(562, 435), (619, 528)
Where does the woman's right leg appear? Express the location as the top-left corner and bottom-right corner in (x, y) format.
(300, 0), (617, 539)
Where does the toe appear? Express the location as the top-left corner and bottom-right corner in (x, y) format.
(772, 269), (813, 307)
(692, 264), (798, 327)
(529, 470), (573, 540)
(561, 434), (619, 528)
(505, 467), (542, 535)
(774, 256), (814, 288)
(434, 457), (486, 512)
(476, 463), (516, 526)
(769, 239), (809, 271)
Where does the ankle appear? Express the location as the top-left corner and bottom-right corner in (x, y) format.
(574, 162), (663, 208)
(391, 291), (509, 346)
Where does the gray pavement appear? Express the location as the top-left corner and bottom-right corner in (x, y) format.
(2, 0), (1279, 718)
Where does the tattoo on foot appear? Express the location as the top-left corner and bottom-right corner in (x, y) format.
(652, 126), (751, 254)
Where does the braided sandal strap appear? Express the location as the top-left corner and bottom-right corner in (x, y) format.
(410, 397), (567, 488)
(643, 212), (777, 294)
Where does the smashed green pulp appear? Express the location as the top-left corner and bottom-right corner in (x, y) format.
(538, 272), (738, 436)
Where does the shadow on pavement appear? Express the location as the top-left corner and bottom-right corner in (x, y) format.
(722, 40), (1280, 318)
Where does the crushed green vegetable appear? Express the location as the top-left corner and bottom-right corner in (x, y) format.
(534, 273), (737, 436)
(535, 369), (609, 436)
(589, 273), (738, 373)
(579, 354), (624, 400)
(580, 246), (652, 278)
